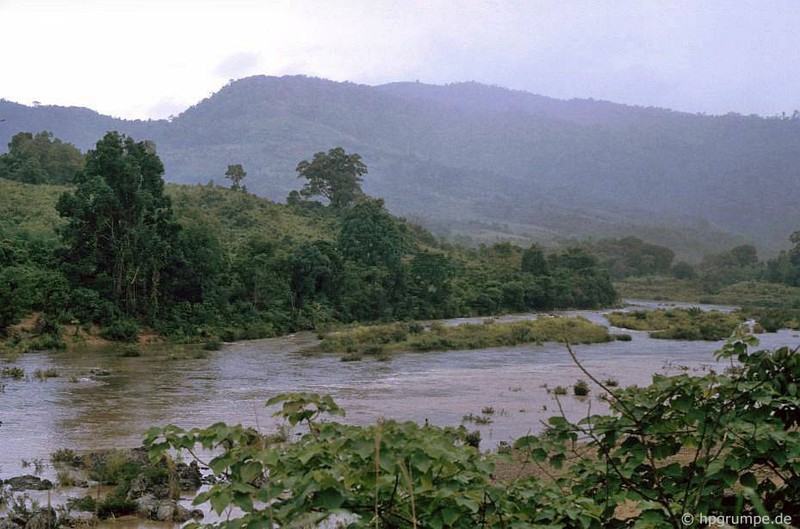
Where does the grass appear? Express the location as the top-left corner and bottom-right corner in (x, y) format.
(615, 277), (800, 309)
(33, 367), (58, 380)
(317, 317), (611, 355)
(743, 307), (800, 332)
(614, 276), (700, 302)
(1, 366), (25, 379)
(607, 308), (745, 341)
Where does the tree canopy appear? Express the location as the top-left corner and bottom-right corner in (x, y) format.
(224, 163), (247, 190)
(296, 147), (366, 209)
(0, 131), (84, 184)
(56, 132), (180, 316)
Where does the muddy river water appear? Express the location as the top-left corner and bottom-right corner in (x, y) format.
(1, 300), (799, 522)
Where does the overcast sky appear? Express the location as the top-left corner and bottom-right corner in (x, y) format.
(2, 0), (799, 120)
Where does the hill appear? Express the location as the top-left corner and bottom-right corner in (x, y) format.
(0, 173), (616, 345)
(4, 76), (799, 258)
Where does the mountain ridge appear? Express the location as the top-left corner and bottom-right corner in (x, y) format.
(2, 75), (797, 259)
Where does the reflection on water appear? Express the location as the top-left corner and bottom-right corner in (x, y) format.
(1, 302), (799, 482)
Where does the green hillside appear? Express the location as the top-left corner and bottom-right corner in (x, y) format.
(4, 75), (796, 259)
(0, 134), (616, 347)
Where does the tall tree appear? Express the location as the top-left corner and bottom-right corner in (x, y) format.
(56, 132), (179, 316)
(296, 147), (366, 209)
(338, 198), (406, 270)
(225, 163), (247, 190)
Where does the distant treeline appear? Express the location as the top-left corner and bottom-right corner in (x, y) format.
(0, 131), (616, 344)
(585, 233), (800, 292)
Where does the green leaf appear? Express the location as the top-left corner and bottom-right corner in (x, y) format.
(314, 488), (344, 510)
(210, 489), (232, 514)
(740, 472), (758, 489)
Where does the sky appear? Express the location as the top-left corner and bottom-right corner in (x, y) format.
(1, 0), (799, 120)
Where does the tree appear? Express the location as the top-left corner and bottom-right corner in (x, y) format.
(730, 244), (758, 267)
(289, 241), (342, 310)
(0, 131), (84, 184)
(296, 147), (366, 209)
(338, 198), (406, 269)
(56, 132), (180, 316)
(521, 244), (549, 275)
(224, 164), (247, 191)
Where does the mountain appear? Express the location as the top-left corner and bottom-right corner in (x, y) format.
(3, 75), (799, 259)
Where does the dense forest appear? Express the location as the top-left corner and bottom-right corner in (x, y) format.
(0, 131), (616, 345)
(4, 75), (800, 258)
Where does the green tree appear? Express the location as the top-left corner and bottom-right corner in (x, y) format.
(408, 250), (454, 317)
(672, 260), (696, 279)
(0, 131), (84, 184)
(224, 163), (247, 191)
(521, 244), (549, 275)
(338, 198), (406, 269)
(730, 244), (758, 267)
(296, 147), (366, 209)
(289, 241), (342, 310)
(56, 132), (180, 317)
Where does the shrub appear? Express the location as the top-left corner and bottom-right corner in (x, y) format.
(202, 338), (222, 351)
(33, 367), (58, 380)
(2, 366), (25, 379)
(51, 448), (79, 465)
(573, 379), (590, 396)
(67, 496), (97, 512)
(100, 319), (139, 342)
(120, 345), (142, 357)
(96, 495), (137, 519)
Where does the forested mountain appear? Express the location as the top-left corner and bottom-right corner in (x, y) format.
(3, 75), (799, 258)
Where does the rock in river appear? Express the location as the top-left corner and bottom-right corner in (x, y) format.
(3, 475), (53, 491)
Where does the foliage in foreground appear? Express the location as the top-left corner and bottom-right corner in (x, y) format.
(317, 316), (611, 355)
(146, 333), (800, 528)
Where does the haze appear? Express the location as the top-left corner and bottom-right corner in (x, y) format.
(2, 0), (799, 120)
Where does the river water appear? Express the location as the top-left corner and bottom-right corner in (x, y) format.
(1, 301), (798, 502)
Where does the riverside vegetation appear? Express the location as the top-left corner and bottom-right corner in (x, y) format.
(607, 307), (746, 341)
(315, 316), (612, 357)
(0, 130), (616, 351)
(143, 332), (800, 528)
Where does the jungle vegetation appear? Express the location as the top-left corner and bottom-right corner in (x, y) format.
(0, 132), (616, 345)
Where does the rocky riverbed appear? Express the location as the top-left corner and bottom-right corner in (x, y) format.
(0, 448), (205, 528)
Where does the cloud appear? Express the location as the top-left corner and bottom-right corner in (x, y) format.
(214, 52), (262, 80)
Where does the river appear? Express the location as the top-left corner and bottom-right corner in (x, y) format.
(1, 301), (798, 515)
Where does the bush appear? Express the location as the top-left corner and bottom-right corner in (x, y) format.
(202, 338), (223, 351)
(120, 345), (142, 357)
(67, 495), (97, 512)
(1, 366), (25, 379)
(573, 379), (590, 396)
(24, 334), (66, 350)
(96, 495), (137, 519)
(100, 319), (139, 342)
(51, 448), (79, 465)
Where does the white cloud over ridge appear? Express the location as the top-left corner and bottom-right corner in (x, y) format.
(1, 0), (798, 119)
